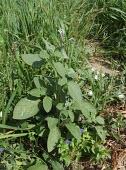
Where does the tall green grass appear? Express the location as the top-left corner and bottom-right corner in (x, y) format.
(0, 0), (125, 56)
(0, 0), (96, 115)
(0, 0), (95, 52)
(92, 0), (126, 59)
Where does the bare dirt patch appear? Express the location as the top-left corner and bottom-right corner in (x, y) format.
(90, 56), (119, 75)
(85, 40), (119, 75)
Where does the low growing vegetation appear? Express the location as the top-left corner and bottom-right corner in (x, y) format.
(0, 0), (126, 169)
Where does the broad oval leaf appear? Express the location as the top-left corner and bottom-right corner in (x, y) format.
(28, 164), (48, 170)
(91, 112), (95, 122)
(68, 81), (82, 104)
(95, 126), (106, 141)
(62, 110), (69, 118)
(67, 68), (78, 79)
(33, 77), (45, 88)
(68, 111), (74, 122)
(53, 62), (66, 77)
(46, 117), (58, 129)
(80, 101), (96, 119)
(66, 123), (81, 141)
(13, 98), (40, 119)
(96, 116), (105, 125)
(43, 96), (52, 113)
(28, 88), (43, 97)
(40, 50), (49, 59)
(22, 54), (44, 67)
(56, 103), (64, 111)
(58, 77), (67, 86)
(47, 126), (61, 152)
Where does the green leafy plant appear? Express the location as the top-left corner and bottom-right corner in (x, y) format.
(58, 128), (110, 166)
(12, 40), (110, 168)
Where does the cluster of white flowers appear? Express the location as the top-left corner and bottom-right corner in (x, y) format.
(93, 70), (105, 80)
(87, 67), (106, 97)
(64, 98), (72, 108)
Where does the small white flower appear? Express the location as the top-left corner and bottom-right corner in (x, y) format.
(91, 67), (95, 72)
(88, 90), (93, 96)
(102, 73), (105, 77)
(0, 111), (2, 117)
(94, 74), (99, 80)
(97, 71), (100, 75)
(118, 94), (125, 99)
